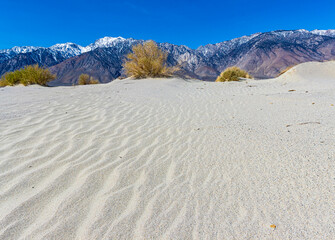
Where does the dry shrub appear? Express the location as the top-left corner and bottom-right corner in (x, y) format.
(0, 72), (20, 86)
(216, 66), (252, 82)
(123, 40), (177, 78)
(0, 79), (9, 87)
(89, 78), (100, 84)
(78, 74), (100, 85)
(0, 65), (56, 87)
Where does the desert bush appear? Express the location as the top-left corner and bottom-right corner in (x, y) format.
(23, 65), (56, 86)
(216, 67), (252, 82)
(78, 74), (89, 85)
(0, 64), (56, 87)
(0, 71), (21, 86)
(78, 74), (100, 85)
(0, 80), (6, 87)
(123, 40), (177, 78)
(89, 78), (100, 84)
(277, 65), (295, 77)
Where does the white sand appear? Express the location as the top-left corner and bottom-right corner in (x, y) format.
(0, 61), (335, 239)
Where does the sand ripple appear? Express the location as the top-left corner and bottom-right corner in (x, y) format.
(1, 75), (335, 239)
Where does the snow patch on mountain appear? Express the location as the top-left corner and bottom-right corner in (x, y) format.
(196, 32), (261, 57)
(83, 37), (132, 52)
(49, 43), (85, 58)
(311, 29), (335, 37)
(0, 37), (134, 63)
(0, 46), (40, 55)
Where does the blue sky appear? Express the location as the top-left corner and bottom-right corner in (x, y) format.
(1, 0), (335, 49)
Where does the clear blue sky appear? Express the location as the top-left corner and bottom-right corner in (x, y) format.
(1, 0), (335, 49)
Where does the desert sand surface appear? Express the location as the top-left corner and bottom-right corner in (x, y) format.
(0, 61), (335, 239)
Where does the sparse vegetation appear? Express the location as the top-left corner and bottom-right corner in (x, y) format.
(0, 65), (56, 87)
(78, 74), (100, 85)
(215, 67), (252, 82)
(277, 65), (295, 77)
(123, 40), (177, 78)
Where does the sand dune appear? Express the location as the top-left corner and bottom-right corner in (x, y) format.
(278, 61), (335, 85)
(1, 61), (335, 239)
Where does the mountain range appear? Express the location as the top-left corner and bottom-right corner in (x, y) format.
(1, 29), (335, 85)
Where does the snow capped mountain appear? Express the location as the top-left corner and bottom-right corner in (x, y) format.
(0, 37), (138, 63)
(262, 29), (335, 38)
(0, 46), (40, 62)
(196, 29), (335, 59)
(197, 32), (261, 57)
(0, 44), (83, 64)
(49, 43), (85, 58)
(311, 29), (335, 37)
(0, 46), (39, 55)
(2, 29), (335, 84)
(2, 29), (335, 63)
(82, 37), (137, 52)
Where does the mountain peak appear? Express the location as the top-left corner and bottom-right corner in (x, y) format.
(49, 43), (85, 58)
(82, 36), (130, 52)
(95, 36), (126, 43)
(50, 42), (78, 48)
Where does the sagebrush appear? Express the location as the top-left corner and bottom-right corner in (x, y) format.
(216, 67), (252, 82)
(123, 40), (177, 78)
(0, 65), (56, 87)
(78, 74), (100, 85)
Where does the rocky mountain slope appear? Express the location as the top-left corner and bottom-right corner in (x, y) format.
(1, 30), (335, 84)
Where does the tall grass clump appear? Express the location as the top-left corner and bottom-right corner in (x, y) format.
(0, 65), (56, 87)
(216, 67), (252, 82)
(78, 74), (100, 85)
(123, 40), (177, 78)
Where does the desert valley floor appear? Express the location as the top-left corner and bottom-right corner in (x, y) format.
(0, 62), (335, 239)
